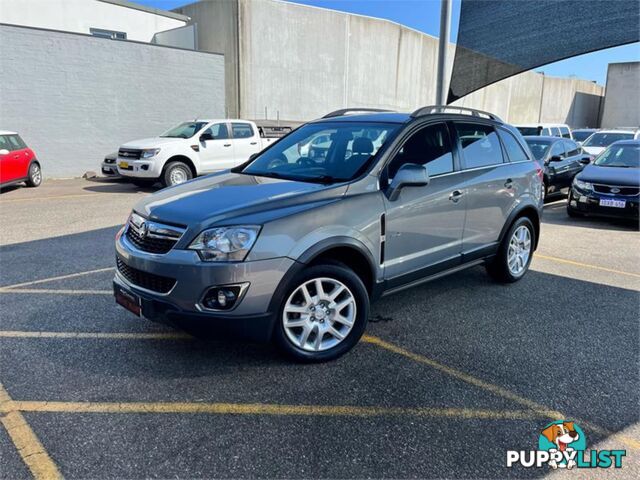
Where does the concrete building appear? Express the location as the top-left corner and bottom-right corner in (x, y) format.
(176, 0), (604, 127)
(601, 62), (640, 128)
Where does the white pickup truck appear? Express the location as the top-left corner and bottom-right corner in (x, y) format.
(116, 120), (290, 187)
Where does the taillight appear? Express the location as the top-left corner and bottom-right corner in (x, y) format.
(534, 161), (544, 180)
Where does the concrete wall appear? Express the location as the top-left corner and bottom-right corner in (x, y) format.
(180, 0), (603, 127)
(0, 0), (187, 42)
(0, 24), (225, 177)
(601, 62), (640, 128)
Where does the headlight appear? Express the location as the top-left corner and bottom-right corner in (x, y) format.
(188, 226), (261, 262)
(141, 148), (161, 158)
(573, 178), (593, 191)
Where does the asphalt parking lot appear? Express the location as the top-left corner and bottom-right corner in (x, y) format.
(1, 178), (639, 479)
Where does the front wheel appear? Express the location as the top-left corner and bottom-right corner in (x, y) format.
(486, 217), (535, 283)
(274, 263), (369, 362)
(26, 162), (42, 187)
(162, 161), (193, 188)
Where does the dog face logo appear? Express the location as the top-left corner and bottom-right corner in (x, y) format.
(541, 421), (580, 452)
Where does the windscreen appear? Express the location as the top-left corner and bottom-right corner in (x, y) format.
(583, 132), (634, 148)
(573, 131), (595, 143)
(161, 122), (209, 139)
(448, 0), (640, 103)
(594, 144), (640, 168)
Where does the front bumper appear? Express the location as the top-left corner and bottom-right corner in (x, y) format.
(101, 162), (120, 176)
(114, 230), (297, 340)
(568, 186), (639, 219)
(117, 158), (162, 178)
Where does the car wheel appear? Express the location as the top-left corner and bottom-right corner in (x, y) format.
(131, 179), (156, 188)
(274, 263), (369, 362)
(566, 191), (583, 217)
(25, 162), (42, 187)
(162, 161), (193, 187)
(486, 217), (535, 283)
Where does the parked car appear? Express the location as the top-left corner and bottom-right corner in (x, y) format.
(581, 129), (640, 157)
(116, 120), (282, 188)
(101, 152), (119, 177)
(571, 128), (597, 145)
(0, 131), (42, 188)
(516, 123), (573, 140)
(113, 106), (543, 362)
(524, 136), (591, 200)
(567, 140), (639, 220)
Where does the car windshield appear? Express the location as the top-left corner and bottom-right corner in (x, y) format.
(517, 127), (541, 136)
(160, 121), (209, 138)
(583, 132), (634, 147)
(241, 122), (400, 183)
(572, 130), (594, 142)
(524, 139), (551, 161)
(593, 144), (640, 168)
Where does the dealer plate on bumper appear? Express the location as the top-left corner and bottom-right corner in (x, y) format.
(599, 198), (626, 208)
(114, 283), (141, 316)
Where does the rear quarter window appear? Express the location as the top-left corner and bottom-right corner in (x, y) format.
(498, 129), (530, 162)
(455, 123), (505, 169)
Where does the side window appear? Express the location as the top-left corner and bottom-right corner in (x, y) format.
(0, 135), (10, 152)
(553, 127), (562, 137)
(456, 123), (504, 169)
(560, 127), (571, 139)
(204, 123), (229, 140)
(498, 129), (529, 162)
(7, 135), (26, 151)
(549, 141), (566, 158)
(232, 123), (254, 139)
(541, 128), (550, 136)
(563, 140), (580, 156)
(387, 123), (454, 179)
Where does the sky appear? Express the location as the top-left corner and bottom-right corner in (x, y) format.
(137, 0), (639, 86)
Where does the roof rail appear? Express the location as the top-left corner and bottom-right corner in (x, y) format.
(322, 108), (395, 119)
(410, 105), (503, 122)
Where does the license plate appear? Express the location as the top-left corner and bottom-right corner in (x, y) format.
(119, 161), (129, 168)
(114, 283), (141, 316)
(599, 198), (626, 208)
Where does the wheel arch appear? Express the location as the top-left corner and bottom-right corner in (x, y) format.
(163, 155), (197, 178)
(500, 204), (541, 250)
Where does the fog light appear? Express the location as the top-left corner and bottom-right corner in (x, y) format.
(141, 165), (149, 171)
(201, 284), (246, 311)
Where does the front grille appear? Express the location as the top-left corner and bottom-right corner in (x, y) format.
(593, 184), (640, 196)
(116, 257), (176, 294)
(125, 226), (177, 254)
(118, 148), (142, 160)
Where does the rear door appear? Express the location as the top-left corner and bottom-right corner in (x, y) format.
(198, 122), (234, 172)
(562, 139), (584, 183)
(231, 122), (261, 163)
(453, 122), (517, 255)
(547, 140), (572, 187)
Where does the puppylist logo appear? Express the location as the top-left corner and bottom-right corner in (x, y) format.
(506, 420), (626, 470)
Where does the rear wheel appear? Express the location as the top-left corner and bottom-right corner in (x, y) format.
(486, 217), (535, 283)
(162, 161), (193, 188)
(274, 263), (369, 362)
(25, 162), (42, 187)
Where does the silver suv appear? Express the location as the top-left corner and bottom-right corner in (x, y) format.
(114, 106), (543, 362)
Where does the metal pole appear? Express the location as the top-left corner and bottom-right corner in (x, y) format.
(436, 0), (452, 105)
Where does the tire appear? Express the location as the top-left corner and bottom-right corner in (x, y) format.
(131, 179), (156, 188)
(25, 162), (42, 187)
(162, 161), (193, 188)
(486, 217), (535, 283)
(566, 191), (583, 218)
(273, 263), (369, 363)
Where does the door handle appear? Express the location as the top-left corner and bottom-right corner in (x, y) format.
(449, 190), (464, 203)
(504, 178), (513, 188)
(223, 144), (232, 147)
(250, 142), (257, 145)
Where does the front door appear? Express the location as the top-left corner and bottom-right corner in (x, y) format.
(198, 122), (234, 172)
(382, 122), (466, 280)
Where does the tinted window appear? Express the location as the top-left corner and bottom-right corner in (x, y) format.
(204, 123), (229, 140)
(549, 141), (565, 158)
(563, 140), (580, 156)
(387, 123), (454, 179)
(456, 123), (504, 169)
(7, 135), (27, 150)
(498, 129), (529, 162)
(560, 127), (571, 138)
(232, 123), (254, 139)
(524, 139), (552, 161)
(517, 127), (541, 136)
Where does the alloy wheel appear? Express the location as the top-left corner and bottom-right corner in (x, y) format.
(31, 164), (42, 185)
(507, 225), (532, 276)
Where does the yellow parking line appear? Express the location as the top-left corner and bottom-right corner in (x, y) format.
(363, 335), (640, 450)
(0, 383), (62, 480)
(0, 192), (142, 204)
(0, 267), (114, 290)
(0, 331), (191, 340)
(0, 288), (112, 295)
(534, 254), (640, 278)
(0, 400), (542, 420)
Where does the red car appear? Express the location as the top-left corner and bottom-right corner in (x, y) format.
(0, 131), (42, 188)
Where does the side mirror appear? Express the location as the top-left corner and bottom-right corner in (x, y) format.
(550, 155), (563, 162)
(0, 149), (9, 155)
(579, 156), (591, 165)
(248, 153), (258, 161)
(387, 163), (430, 201)
(200, 133), (214, 142)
